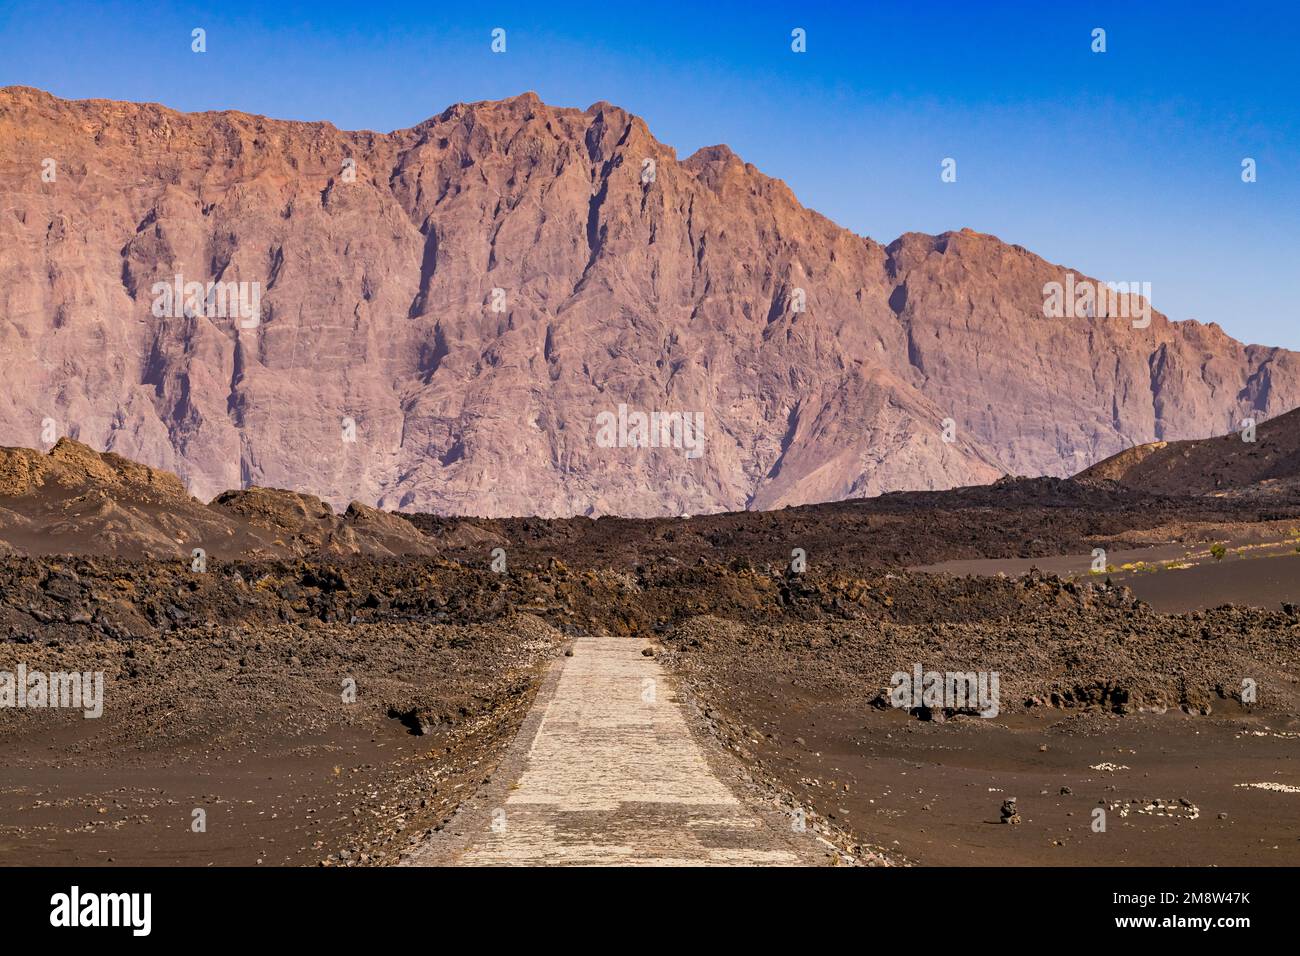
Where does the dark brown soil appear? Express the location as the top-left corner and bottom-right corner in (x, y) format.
(407, 476), (1300, 572)
(919, 534), (1300, 614)
(655, 586), (1300, 866)
(4, 469), (1300, 867)
(0, 615), (561, 866)
(680, 696), (1300, 866)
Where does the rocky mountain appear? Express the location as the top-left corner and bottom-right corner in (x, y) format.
(1, 86), (1296, 517)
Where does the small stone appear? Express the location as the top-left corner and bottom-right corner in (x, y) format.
(1000, 798), (1021, 825)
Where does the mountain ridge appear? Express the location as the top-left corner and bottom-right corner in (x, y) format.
(1, 86), (1296, 516)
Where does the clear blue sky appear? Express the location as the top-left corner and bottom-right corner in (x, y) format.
(3, 0), (1297, 347)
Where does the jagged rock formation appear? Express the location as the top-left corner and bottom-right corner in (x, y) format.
(1, 86), (1296, 516)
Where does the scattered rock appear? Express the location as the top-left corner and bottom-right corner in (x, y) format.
(1000, 799), (1021, 825)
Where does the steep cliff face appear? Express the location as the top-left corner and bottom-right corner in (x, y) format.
(885, 230), (1300, 480)
(1, 87), (1295, 516)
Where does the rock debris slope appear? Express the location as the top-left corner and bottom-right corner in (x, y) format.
(1077, 404), (1300, 496)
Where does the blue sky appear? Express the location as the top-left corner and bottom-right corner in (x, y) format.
(2, 0), (1297, 347)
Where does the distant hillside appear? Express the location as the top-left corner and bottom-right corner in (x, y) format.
(0, 438), (1277, 566)
(1076, 406), (1300, 496)
(0, 438), (440, 558)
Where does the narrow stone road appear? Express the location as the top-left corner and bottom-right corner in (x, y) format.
(410, 635), (818, 866)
